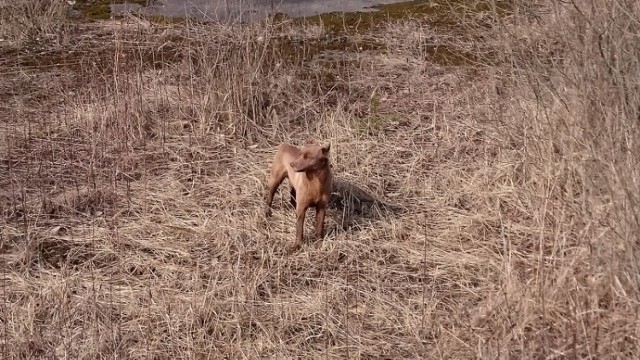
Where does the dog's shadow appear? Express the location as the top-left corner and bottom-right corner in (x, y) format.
(270, 177), (406, 236)
(326, 178), (406, 234)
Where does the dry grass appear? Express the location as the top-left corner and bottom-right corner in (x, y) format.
(0, 0), (70, 48)
(1, 0), (639, 358)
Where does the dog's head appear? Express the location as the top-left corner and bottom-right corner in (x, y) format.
(290, 140), (331, 173)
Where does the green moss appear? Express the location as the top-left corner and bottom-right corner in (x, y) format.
(74, 0), (512, 29)
(73, 0), (144, 20)
(277, 0), (511, 67)
(264, 29), (486, 68)
(356, 113), (399, 136)
(299, 0), (513, 33)
(74, 3), (286, 24)
(350, 94), (396, 135)
(265, 33), (386, 68)
(258, 1), (511, 94)
(145, 15), (188, 25)
(271, 12), (294, 23)
(7, 35), (185, 73)
(423, 44), (476, 66)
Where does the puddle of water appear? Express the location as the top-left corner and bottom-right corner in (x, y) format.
(110, 0), (411, 22)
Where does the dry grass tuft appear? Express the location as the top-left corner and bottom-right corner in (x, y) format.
(0, 0), (70, 47)
(1, 0), (639, 358)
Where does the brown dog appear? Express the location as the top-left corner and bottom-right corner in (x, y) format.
(265, 139), (333, 251)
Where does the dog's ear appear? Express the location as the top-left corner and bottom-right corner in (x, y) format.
(321, 143), (331, 154)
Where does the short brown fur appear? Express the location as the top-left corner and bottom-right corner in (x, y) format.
(265, 139), (333, 252)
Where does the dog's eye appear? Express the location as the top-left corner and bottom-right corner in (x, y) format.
(302, 154), (308, 159)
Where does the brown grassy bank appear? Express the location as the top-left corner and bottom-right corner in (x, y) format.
(1, 0), (639, 358)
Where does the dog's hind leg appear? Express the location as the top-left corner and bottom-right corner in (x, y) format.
(265, 164), (287, 217)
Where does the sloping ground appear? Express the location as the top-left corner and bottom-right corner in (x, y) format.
(1, 1), (639, 358)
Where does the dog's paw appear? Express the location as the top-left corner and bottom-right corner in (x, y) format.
(287, 242), (302, 255)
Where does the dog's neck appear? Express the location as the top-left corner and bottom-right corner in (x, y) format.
(304, 164), (331, 180)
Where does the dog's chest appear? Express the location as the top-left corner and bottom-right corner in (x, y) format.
(290, 173), (328, 197)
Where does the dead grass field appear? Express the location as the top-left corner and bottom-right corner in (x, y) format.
(1, 0), (639, 358)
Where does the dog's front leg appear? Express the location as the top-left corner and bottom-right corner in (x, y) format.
(315, 205), (326, 240)
(290, 204), (307, 252)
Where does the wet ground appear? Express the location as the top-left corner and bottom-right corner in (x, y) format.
(111, 0), (411, 22)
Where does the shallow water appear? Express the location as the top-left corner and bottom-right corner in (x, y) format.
(111, 0), (411, 22)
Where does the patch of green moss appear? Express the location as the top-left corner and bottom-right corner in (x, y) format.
(357, 114), (399, 136)
(145, 15), (188, 25)
(265, 31), (486, 68)
(299, 0), (513, 33)
(74, 0), (203, 24)
(266, 34), (386, 67)
(279, 0), (511, 67)
(271, 12), (294, 23)
(423, 44), (476, 66)
(6, 35), (185, 73)
(73, 0), (149, 20)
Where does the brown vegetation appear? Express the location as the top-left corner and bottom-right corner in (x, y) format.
(1, 0), (639, 358)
